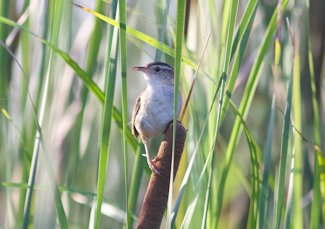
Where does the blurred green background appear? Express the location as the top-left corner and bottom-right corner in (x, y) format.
(0, 0), (324, 228)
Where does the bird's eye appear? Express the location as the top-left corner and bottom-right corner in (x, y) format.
(154, 66), (160, 72)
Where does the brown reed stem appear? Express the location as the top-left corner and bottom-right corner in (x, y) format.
(136, 122), (186, 229)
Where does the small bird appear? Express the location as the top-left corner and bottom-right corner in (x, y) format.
(131, 62), (182, 174)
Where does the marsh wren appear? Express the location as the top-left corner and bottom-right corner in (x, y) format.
(131, 62), (182, 174)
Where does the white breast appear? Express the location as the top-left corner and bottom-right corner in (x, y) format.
(135, 85), (182, 139)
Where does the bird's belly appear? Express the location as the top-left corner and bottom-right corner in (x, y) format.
(135, 91), (181, 139)
(136, 103), (172, 138)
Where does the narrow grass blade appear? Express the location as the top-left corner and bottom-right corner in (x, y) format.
(315, 146), (325, 219)
(167, 0), (186, 227)
(274, 57), (293, 229)
(292, 33), (303, 229)
(258, 1), (281, 226)
(0, 0), (10, 109)
(284, 148), (294, 228)
(118, 0), (130, 227)
(128, 144), (144, 227)
(228, 100), (261, 229)
(230, 0), (258, 59)
(0, 108), (23, 144)
(85, 0), (104, 75)
(180, 194), (199, 228)
(154, 0), (171, 61)
(1, 3), (12, 225)
(95, 9), (119, 228)
(258, 91), (276, 229)
(306, 0), (323, 227)
(37, 132), (69, 229)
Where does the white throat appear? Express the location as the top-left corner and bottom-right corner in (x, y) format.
(143, 73), (174, 88)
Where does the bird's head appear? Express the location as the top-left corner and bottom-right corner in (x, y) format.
(132, 62), (174, 86)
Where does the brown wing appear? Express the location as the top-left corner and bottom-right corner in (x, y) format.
(131, 96), (141, 138)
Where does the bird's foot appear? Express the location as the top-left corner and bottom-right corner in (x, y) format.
(148, 159), (161, 176)
(151, 156), (161, 163)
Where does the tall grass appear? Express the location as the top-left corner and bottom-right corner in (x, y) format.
(0, 0), (324, 228)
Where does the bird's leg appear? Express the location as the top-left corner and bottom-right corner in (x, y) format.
(143, 138), (160, 175)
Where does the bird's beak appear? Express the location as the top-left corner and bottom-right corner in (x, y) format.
(131, 66), (146, 72)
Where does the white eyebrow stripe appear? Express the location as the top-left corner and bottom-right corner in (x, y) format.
(158, 65), (173, 71)
(147, 62), (174, 71)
